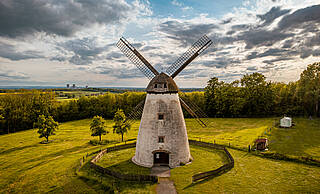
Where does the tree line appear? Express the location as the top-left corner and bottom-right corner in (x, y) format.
(0, 62), (319, 134)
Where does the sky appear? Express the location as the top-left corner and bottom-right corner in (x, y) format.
(0, 0), (319, 88)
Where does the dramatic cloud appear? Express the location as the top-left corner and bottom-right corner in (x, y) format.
(0, 43), (42, 61)
(0, 0), (131, 37)
(278, 4), (320, 32)
(158, 20), (218, 46)
(0, 0), (319, 87)
(53, 37), (110, 65)
(257, 6), (290, 26)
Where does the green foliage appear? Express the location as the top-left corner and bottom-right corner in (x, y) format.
(90, 116), (108, 141)
(298, 62), (320, 116)
(113, 109), (131, 142)
(35, 114), (58, 142)
(0, 90), (55, 134)
(89, 139), (110, 145)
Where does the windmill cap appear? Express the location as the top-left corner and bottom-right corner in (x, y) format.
(146, 72), (179, 93)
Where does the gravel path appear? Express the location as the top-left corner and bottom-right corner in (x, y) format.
(151, 166), (177, 194)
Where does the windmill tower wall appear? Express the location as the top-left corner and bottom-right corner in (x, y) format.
(132, 93), (191, 168)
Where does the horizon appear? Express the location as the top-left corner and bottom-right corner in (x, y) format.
(0, 0), (319, 87)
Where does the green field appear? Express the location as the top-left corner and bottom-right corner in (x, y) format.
(186, 118), (274, 149)
(267, 118), (320, 159)
(0, 119), (140, 193)
(172, 149), (320, 193)
(0, 117), (319, 193)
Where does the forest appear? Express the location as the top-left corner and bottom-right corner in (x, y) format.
(0, 62), (319, 134)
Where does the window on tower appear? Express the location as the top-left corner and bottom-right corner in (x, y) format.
(154, 84), (158, 88)
(164, 83), (167, 88)
(158, 114), (164, 120)
(158, 136), (164, 143)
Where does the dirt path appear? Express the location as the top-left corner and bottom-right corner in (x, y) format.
(151, 166), (177, 194)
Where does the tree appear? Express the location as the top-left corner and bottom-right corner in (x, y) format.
(298, 62), (320, 117)
(35, 115), (58, 142)
(240, 73), (273, 116)
(113, 109), (130, 142)
(90, 116), (108, 141)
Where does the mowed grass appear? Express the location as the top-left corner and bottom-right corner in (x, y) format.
(172, 149), (320, 193)
(267, 118), (320, 159)
(186, 118), (274, 149)
(0, 117), (319, 193)
(97, 148), (150, 175)
(0, 119), (141, 193)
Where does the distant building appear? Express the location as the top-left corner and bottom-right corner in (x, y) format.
(280, 117), (292, 128)
(66, 84), (69, 88)
(255, 138), (268, 151)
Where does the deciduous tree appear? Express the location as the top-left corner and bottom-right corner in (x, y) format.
(113, 109), (130, 142)
(35, 115), (58, 142)
(90, 115), (108, 141)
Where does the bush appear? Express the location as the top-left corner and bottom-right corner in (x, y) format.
(89, 139), (110, 146)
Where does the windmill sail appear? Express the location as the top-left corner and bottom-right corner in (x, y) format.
(117, 37), (159, 80)
(179, 97), (211, 128)
(123, 99), (145, 126)
(166, 35), (212, 79)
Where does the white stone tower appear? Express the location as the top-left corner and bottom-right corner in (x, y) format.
(116, 35), (212, 168)
(133, 73), (191, 168)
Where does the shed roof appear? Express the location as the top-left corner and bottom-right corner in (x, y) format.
(255, 138), (268, 143)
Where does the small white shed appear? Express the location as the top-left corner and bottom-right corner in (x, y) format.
(280, 117), (292, 128)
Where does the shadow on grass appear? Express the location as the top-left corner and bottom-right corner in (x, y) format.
(183, 166), (233, 190)
(79, 162), (155, 193)
(0, 143), (40, 155)
(105, 159), (151, 175)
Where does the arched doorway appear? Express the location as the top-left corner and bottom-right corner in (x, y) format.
(153, 152), (169, 166)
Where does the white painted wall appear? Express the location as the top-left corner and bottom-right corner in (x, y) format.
(132, 93), (191, 168)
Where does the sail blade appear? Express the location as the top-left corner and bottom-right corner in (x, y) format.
(117, 37), (159, 79)
(179, 96), (211, 128)
(123, 99), (145, 126)
(166, 35), (212, 79)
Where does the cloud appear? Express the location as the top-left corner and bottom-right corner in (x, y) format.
(0, 43), (42, 61)
(0, 69), (29, 79)
(171, 0), (183, 7)
(257, 6), (290, 26)
(158, 20), (218, 46)
(0, 0), (132, 37)
(53, 37), (110, 65)
(246, 66), (257, 71)
(277, 4), (320, 32)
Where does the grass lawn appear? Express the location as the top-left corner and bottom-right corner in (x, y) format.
(96, 148), (150, 175)
(0, 117), (319, 193)
(0, 119), (141, 193)
(267, 117), (320, 159)
(186, 118), (274, 149)
(172, 149), (320, 193)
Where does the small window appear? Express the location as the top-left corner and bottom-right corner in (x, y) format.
(158, 136), (164, 143)
(164, 83), (167, 88)
(158, 114), (164, 120)
(154, 84), (157, 88)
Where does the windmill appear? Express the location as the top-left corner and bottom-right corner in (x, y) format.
(117, 35), (212, 168)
